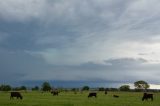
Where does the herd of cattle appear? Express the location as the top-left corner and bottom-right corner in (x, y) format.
(10, 91), (154, 101)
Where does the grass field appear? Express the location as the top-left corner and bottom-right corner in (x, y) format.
(0, 91), (160, 106)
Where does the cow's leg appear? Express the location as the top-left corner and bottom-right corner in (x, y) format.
(144, 98), (147, 101)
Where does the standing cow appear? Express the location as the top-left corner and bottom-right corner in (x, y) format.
(105, 90), (107, 95)
(88, 92), (97, 98)
(142, 93), (153, 101)
(10, 92), (23, 99)
(51, 90), (59, 96)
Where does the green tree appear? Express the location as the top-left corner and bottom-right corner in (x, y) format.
(119, 85), (130, 91)
(42, 82), (51, 91)
(20, 86), (27, 90)
(134, 80), (150, 90)
(99, 87), (105, 91)
(32, 86), (39, 91)
(0, 85), (11, 91)
(71, 88), (77, 91)
(82, 86), (89, 91)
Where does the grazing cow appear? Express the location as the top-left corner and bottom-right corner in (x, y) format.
(51, 91), (59, 96)
(88, 92), (97, 98)
(113, 95), (119, 98)
(142, 93), (153, 101)
(10, 92), (23, 99)
(105, 91), (107, 95)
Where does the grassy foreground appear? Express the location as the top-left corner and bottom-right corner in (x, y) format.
(0, 91), (160, 106)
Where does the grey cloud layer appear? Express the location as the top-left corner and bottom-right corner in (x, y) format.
(0, 0), (160, 85)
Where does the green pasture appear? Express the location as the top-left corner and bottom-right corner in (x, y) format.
(0, 91), (160, 106)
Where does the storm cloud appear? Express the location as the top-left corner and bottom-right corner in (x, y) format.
(1, 0), (160, 87)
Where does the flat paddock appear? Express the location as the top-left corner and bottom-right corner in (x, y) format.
(0, 91), (160, 106)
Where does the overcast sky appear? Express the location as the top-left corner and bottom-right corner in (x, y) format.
(1, 0), (160, 87)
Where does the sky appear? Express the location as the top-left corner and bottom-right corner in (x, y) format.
(1, 0), (160, 88)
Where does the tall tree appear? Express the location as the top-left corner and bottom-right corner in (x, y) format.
(41, 82), (51, 91)
(134, 80), (150, 90)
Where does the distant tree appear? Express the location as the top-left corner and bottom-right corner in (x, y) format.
(20, 86), (27, 90)
(42, 82), (51, 91)
(0, 85), (11, 91)
(71, 88), (77, 91)
(134, 80), (150, 90)
(99, 87), (105, 91)
(119, 85), (130, 91)
(109, 88), (118, 91)
(71, 88), (78, 94)
(105, 88), (110, 91)
(32, 86), (39, 91)
(82, 86), (89, 91)
(13, 87), (22, 91)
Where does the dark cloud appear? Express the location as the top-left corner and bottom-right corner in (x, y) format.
(0, 0), (160, 86)
(0, 52), (158, 84)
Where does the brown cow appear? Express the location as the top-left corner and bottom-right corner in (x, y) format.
(10, 92), (23, 99)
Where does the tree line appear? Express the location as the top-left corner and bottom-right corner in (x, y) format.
(0, 80), (156, 92)
(0, 85), (40, 91)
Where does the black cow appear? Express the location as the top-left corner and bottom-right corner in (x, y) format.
(113, 95), (119, 98)
(88, 92), (97, 98)
(51, 91), (59, 96)
(142, 93), (153, 101)
(10, 92), (23, 99)
(105, 91), (107, 95)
